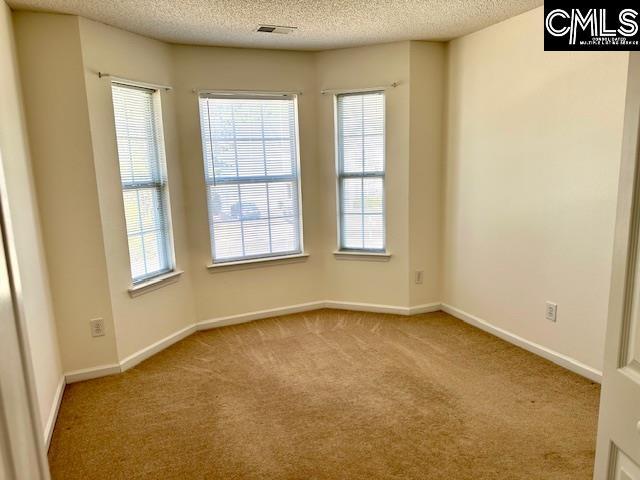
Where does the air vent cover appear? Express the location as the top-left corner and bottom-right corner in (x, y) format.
(256, 25), (297, 34)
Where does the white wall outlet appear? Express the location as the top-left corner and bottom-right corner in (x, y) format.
(545, 302), (557, 322)
(415, 270), (424, 285)
(90, 317), (105, 337)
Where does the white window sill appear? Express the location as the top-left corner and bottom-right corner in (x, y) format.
(333, 250), (391, 261)
(207, 253), (310, 272)
(128, 270), (183, 298)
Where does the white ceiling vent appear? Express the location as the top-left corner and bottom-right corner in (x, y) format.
(256, 25), (297, 34)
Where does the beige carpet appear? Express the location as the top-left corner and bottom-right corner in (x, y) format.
(48, 309), (600, 479)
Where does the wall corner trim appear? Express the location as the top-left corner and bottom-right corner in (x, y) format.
(44, 376), (66, 449)
(441, 303), (603, 383)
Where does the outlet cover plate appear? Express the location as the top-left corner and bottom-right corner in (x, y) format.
(90, 317), (105, 337)
(545, 302), (557, 322)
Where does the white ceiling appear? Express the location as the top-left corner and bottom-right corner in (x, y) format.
(7, 0), (543, 51)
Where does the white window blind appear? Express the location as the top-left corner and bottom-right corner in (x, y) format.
(112, 83), (174, 283)
(198, 94), (303, 263)
(336, 91), (385, 251)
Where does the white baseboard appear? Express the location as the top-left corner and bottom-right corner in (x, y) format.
(65, 300), (435, 384)
(324, 301), (441, 316)
(53, 299), (600, 450)
(120, 324), (197, 372)
(47, 297), (603, 462)
(63, 300), (600, 388)
(197, 301), (442, 330)
(408, 303), (442, 315)
(197, 301), (325, 331)
(441, 303), (602, 383)
(323, 300), (412, 315)
(44, 376), (65, 449)
(65, 363), (121, 384)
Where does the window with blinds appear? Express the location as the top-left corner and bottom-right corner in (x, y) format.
(336, 91), (385, 251)
(198, 94), (303, 264)
(112, 83), (174, 283)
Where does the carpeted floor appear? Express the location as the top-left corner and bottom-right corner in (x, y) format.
(48, 309), (600, 479)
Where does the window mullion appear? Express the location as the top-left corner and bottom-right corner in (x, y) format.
(360, 96), (365, 248)
(205, 100), (218, 261)
(211, 174), (297, 185)
(122, 181), (164, 190)
(155, 184), (166, 270)
(229, 104), (247, 258)
(135, 189), (149, 278)
(339, 172), (383, 178)
(259, 103), (273, 254)
(150, 94), (166, 223)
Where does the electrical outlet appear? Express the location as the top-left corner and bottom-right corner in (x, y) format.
(545, 302), (557, 322)
(415, 270), (424, 285)
(90, 318), (105, 337)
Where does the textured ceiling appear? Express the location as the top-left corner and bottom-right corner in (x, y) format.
(7, 0), (543, 50)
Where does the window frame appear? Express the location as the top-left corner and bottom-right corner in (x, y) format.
(111, 81), (177, 286)
(197, 92), (305, 265)
(334, 90), (387, 253)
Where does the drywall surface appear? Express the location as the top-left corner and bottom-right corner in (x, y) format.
(12, 7), (625, 380)
(0, 1), (62, 431)
(78, 18), (197, 361)
(315, 42), (412, 307)
(13, 11), (119, 372)
(408, 41), (446, 307)
(171, 45), (324, 321)
(443, 7), (629, 371)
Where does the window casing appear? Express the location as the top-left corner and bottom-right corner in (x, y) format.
(112, 83), (174, 284)
(336, 91), (386, 252)
(198, 93), (304, 264)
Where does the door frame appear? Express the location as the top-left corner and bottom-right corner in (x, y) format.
(0, 145), (50, 478)
(594, 51), (640, 479)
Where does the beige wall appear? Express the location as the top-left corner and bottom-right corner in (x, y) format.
(315, 41), (445, 308)
(0, 2), (62, 432)
(316, 42), (412, 306)
(78, 18), (197, 361)
(409, 41), (446, 306)
(15, 12), (200, 369)
(174, 41), (444, 316)
(172, 45), (324, 320)
(443, 7), (629, 371)
(11, 7), (626, 379)
(13, 12), (120, 372)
